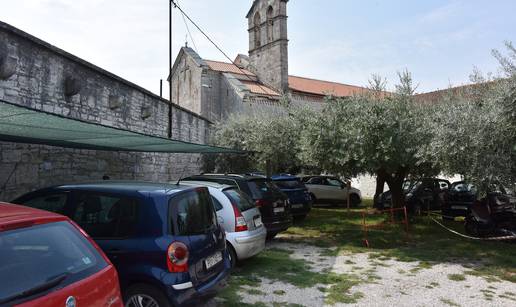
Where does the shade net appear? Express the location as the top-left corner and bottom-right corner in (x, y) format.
(0, 100), (242, 154)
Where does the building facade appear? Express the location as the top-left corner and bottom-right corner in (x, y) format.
(170, 0), (369, 123)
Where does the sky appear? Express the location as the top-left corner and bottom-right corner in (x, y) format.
(1, 0), (515, 96)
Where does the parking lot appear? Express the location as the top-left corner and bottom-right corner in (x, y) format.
(212, 206), (516, 307)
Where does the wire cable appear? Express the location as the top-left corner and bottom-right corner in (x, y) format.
(176, 0), (199, 53)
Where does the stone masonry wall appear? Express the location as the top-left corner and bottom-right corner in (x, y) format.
(0, 21), (212, 200)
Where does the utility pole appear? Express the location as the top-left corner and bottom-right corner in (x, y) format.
(168, 0), (174, 138)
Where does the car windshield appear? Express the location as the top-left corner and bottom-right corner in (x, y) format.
(248, 179), (281, 199)
(403, 180), (421, 192)
(223, 188), (256, 212)
(170, 188), (217, 235)
(0, 221), (107, 303)
(451, 182), (477, 193)
(273, 179), (305, 190)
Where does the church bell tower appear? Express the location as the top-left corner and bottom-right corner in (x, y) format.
(246, 0), (289, 94)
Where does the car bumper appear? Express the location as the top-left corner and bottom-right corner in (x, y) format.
(226, 226), (267, 260)
(263, 215), (293, 234)
(290, 202), (312, 216)
(165, 253), (231, 306)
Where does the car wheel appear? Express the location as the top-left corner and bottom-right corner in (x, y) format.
(349, 194), (361, 207)
(294, 214), (307, 221)
(124, 284), (171, 307)
(227, 243), (237, 269)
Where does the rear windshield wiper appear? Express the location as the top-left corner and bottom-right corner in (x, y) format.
(0, 273), (68, 304)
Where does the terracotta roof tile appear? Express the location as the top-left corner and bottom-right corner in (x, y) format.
(288, 75), (368, 97)
(204, 60), (256, 76)
(241, 80), (280, 97)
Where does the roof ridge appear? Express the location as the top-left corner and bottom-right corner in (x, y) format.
(289, 75), (367, 89)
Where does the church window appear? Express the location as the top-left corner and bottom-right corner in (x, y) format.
(267, 6), (274, 42)
(254, 12), (261, 48)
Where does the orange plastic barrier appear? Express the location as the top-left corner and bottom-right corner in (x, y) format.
(362, 206), (409, 248)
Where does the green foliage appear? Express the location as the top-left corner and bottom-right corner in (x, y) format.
(424, 42), (516, 189)
(204, 111), (306, 174)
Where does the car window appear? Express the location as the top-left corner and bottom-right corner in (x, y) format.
(0, 221), (108, 304)
(211, 196), (224, 211)
(73, 193), (139, 238)
(247, 179), (279, 198)
(306, 177), (323, 185)
(20, 193), (68, 214)
(274, 179), (305, 190)
(170, 189), (216, 236)
(326, 178), (343, 187)
(438, 181), (450, 191)
(223, 188), (256, 212)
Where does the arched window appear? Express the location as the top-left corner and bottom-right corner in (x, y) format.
(254, 12), (261, 48)
(267, 6), (274, 42)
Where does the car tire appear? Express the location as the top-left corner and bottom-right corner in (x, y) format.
(227, 243), (237, 269)
(413, 202), (423, 216)
(349, 194), (361, 207)
(124, 284), (171, 307)
(294, 214), (307, 221)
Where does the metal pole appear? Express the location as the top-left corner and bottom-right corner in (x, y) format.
(168, 0), (173, 138)
(160, 79), (163, 98)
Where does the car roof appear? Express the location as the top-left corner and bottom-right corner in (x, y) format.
(0, 202), (66, 228)
(38, 181), (195, 194)
(271, 174), (300, 181)
(191, 174), (266, 181)
(179, 180), (236, 190)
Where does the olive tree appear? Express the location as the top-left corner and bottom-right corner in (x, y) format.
(425, 42), (516, 189)
(204, 111), (305, 174)
(298, 71), (437, 208)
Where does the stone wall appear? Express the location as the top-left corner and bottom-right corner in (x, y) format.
(0, 21), (212, 200)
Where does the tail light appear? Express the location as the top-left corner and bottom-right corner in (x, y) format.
(255, 199), (270, 208)
(232, 203), (248, 232)
(167, 241), (189, 273)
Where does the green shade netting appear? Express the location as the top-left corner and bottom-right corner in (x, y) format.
(0, 100), (242, 154)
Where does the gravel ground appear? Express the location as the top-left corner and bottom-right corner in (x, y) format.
(211, 238), (516, 307)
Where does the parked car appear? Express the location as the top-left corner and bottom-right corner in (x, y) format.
(0, 202), (123, 307)
(442, 181), (478, 219)
(183, 174), (292, 238)
(270, 174), (312, 220)
(301, 175), (362, 207)
(374, 178), (450, 214)
(180, 181), (267, 268)
(13, 181), (230, 307)
(465, 184), (516, 238)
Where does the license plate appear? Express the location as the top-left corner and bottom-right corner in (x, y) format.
(204, 252), (222, 270)
(451, 206), (468, 210)
(274, 207), (285, 213)
(254, 217), (263, 227)
(291, 204), (303, 209)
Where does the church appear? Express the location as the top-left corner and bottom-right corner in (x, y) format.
(169, 0), (370, 122)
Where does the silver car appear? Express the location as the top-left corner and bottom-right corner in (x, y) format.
(180, 181), (267, 268)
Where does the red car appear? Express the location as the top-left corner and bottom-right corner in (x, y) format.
(0, 202), (123, 307)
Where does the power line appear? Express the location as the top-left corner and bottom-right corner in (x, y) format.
(176, 0), (198, 52)
(170, 0), (276, 97)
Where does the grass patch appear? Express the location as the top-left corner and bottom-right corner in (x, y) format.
(273, 290), (286, 296)
(439, 298), (461, 306)
(448, 274), (466, 282)
(247, 288), (265, 296)
(285, 207), (516, 283)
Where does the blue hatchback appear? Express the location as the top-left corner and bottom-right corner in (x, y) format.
(13, 181), (230, 307)
(271, 174), (313, 219)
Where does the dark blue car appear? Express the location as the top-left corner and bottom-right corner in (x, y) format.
(13, 181), (230, 307)
(271, 174), (313, 219)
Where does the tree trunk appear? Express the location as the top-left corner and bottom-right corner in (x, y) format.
(373, 170), (387, 207)
(386, 168), (407, 208)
